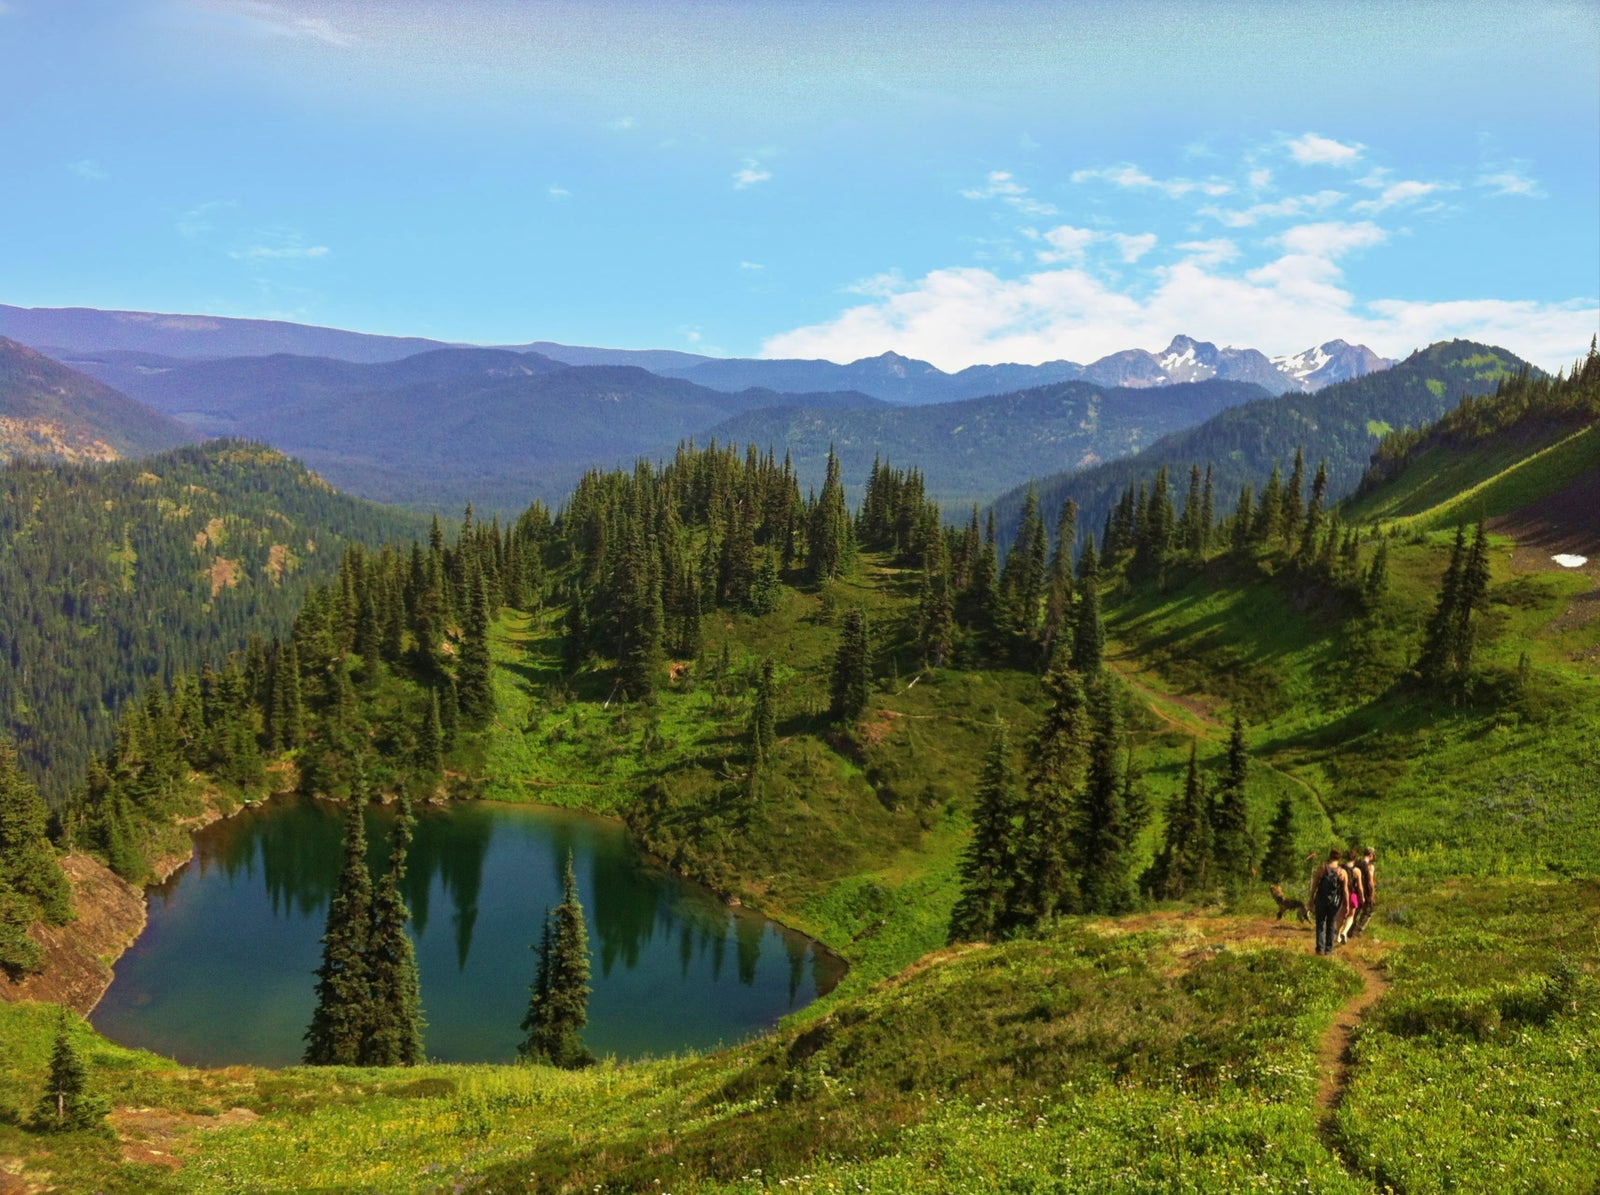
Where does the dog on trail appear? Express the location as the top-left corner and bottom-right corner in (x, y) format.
(1269, 883), (1310, 923)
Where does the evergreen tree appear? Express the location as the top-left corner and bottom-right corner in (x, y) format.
(749, 657), (778, 768)
(0, 882), (45, 981)
(1209, 716), (1253, 887)
(1070, 537), (1104, 676)
(1362, 539), (1390, 610)
(1260, 794), (1299, 885)
(32, 1011), (107, 1131)
(1013, 665), (1089, 926)
(0, 739), (71, 925)
(829, 609), (871, 723)
(1146, 741), (1212, 899)
(304, 783), (374, 1066)
(1418, 524), (1481, 689)
(1071, 682), (1139, 914)
(1280, 447), (1306, 546)
(948, 730), (1020, 943)
(806, 447), (852, 583)
(457, 578), (495, 726)
(520, 851), (594, 1068)
(1297, 461), (1329, 566)
(415, 689), (443, 779)
(1231, 485), (1254, 553)
(361, 796), (425, 1066)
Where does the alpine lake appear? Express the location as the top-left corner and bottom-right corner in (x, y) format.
(91, 797), (845, 1067)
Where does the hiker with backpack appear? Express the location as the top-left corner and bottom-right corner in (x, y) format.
(1351, 847), (1376, 938)
(1310, 848), (1348, 955)
(1337, 851), (1361, 945)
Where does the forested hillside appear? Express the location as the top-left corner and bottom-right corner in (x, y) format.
(992, 339), (1531, 552)
(0, 442), (422, 799)
(701, 377), (1269, 510)
(0, 338), (191, 463)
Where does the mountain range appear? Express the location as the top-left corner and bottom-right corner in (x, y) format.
(0, 304), (1391, 405)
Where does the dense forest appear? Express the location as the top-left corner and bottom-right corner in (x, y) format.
(991, 338), (1532, 556)
(0, 441), (422, 800)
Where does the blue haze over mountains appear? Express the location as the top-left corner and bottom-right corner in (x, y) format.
(1, 302), (1398, 513)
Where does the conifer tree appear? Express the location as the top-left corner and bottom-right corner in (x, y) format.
(1231, 485), (1254, 553)
(1042, 499), (1078, 661)
(749, 657), (778, 768)
(829, 609), (871, 723)
(1071, 683), (1139, 914)
(1209, 716), (1253, 886)
(361, 796), (425, 1066)
(520, 851), (594, 1068)
(304, 782), (374, 1066)
(1146, 741), (1212, 899)
(1260, 794), (1299, 885)
(0, 882), (44, 981)
(807, 447), (852, 583)
(0, 739), (71, 925)
(918, 569), (955, 669)
(1013, 665), (1089, 926)
(32, 1011), (107, 1131)
(1418, 525), (1470, 688)
(1070, 537), (1104, 676)
(457, 578), (495, 726)
(267, 641), (304, 752)
(948, 730), (1020, 943)
(1362, 539), (1390, 610)
(416, 689), (443, 779)
(1297, 461), (1329, 566)
(1254, 466), (1282, 545)
(1280, 447), (1306, 546)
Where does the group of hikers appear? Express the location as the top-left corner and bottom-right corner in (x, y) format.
(1309, 847), (1376, 955)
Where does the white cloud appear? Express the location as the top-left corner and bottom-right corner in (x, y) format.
(759, 212), (1592, 374)
(1351, 179), (1448, 214)
(68, 159), (108, 181)
(739, 260), (765, 271)
(1112, 233), (1158, 263)
(733, 159), (772, 189)
(1200, 189), (1345, 228)
(229, 244), (330, 260)
(547, 185), (571, 200)
(1478, 168), (1545, 198)
(191, 1), (354, 47)
(1286, 133), (1364, 166)
(1277, 221), (1386, 259)
(1070, 163), (1231, 199)
(962, 170), (1057, 216)
(606, 116), (636, 132)
(1247, 168), (1273, 191)
(1035, 224), (1098, 264)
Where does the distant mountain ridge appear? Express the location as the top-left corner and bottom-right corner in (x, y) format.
(2, 303), (1392, 405)
(0, 336), (193, 462)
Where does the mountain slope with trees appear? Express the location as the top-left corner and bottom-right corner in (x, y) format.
(0, 441), (423, 800)
(991, 339), (1532, 553)
(698, 378), (1271, 510)
(0, 338), (192, 463)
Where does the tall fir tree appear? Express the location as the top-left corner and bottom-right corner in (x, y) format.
(1209, 716), (1254, 887)
(829, 609), (871, 723)
(0, 739), (71, 926)
(361, 796), (425, 1067)
(457, 577), (495, 726)
(1013, 665), (1089, 926)
(520, 851), (594, 1068)
(304, 781), (374, 1066)
(1260, 795), (1299, 885)
(1146, 741), (1212, 900)
(948, 730), (1021, 943)
(1070, 537), (1104, 676)
(1071, 682), (1140, 914)
(749, 657), (778, 768)
(33, 1011), (107, 1131)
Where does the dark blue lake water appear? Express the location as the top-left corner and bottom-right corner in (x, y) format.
(91, 797), (843, 1066)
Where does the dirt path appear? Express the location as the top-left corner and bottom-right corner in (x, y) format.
(1313, 940), (1391, 1153)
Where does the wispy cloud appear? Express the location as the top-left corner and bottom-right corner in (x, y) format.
(1478, 167), (1545, 198)
(188, 1), (354, 48)
(606, 116), (635, 132)
(230, 244), (330, 261)
(1200, 189), (1345, 228)
(68, 159), (108, 182)
(177, 199), (234, 240)
(1286, 133), (1364, 167)
(1277, 221), (1386, 259)
(962, 170), (1059, 217)
(547, 185), (571, 200)
(1070, 163), (1231, 199)
(739, 260), (765, 271)
(1350, 179), (1449, 214)
(733, 159), (772, 189)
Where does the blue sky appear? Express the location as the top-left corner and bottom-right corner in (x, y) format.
(1, 0), (1596, 369)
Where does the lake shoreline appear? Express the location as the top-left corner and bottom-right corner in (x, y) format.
(36, 788), (844, 1061)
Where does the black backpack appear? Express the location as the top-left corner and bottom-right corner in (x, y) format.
(1315, 866), (1343, 909)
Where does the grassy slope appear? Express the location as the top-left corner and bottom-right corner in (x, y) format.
(4, 434), (1600, 1190)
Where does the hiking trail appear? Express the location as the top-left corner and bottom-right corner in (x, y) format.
(1313, 942), (1391, 1166)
